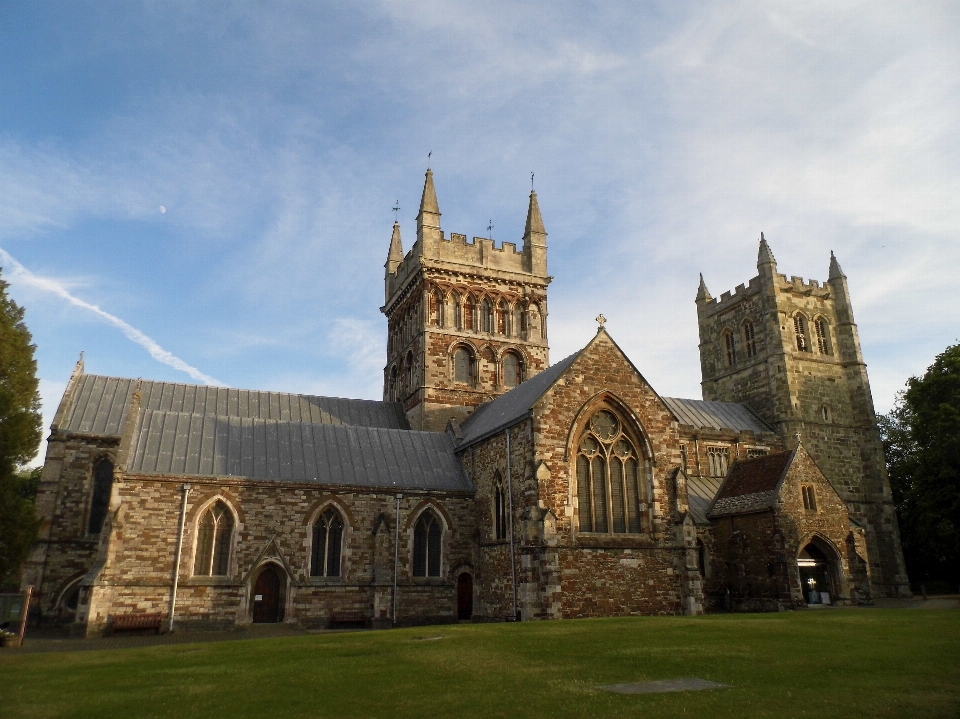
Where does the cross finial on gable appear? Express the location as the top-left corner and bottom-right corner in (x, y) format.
(596, 314), (607, 331)
(795, 431), (802, 446)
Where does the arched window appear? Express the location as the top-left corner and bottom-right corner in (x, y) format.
(195, 501), (233, 576)
(814, 317), (832, 355)
(794, 314), (811, 352)
(389, 365), (398, 401)
(502, 352), (522, 388)
(481, 298), (493, 333)
(453, 346), (474, 385)
(403, 351), (414, 394)
(497, 300), (508, 335)
(516, 304), (527, 336)
(512, 303), (523, 338)
(88, 457), (114, 534)
(413, 510), (442, 577)
(430, 290), (444, 328)
(493, 473), (507, 540)
(464, 295), (476, 331)
(453, 292), (463, 330)
(743, 320), (757, 358)
(821, 404), (831, 423)
(311, 507), (344, 577)
(576, 409), (643, 534)
(529, 303), (542, 339)
(723, 330), (737, 366)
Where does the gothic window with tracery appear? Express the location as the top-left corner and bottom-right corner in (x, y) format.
(195, 501), (233, 576)
(814, 317), (831, 355)
(88, 457), (114, 534)
(743, 320), (757, 358)
(493, 472), (507, 540)
(311, 507), (344, 577)
(576, 409), (643, 534)
(724, 330), (737, 366)
(413, 510), (442, 577)
(706, 447), (730, 477)
(502, 352), (522, 388)
(794, 314), (811, 353)
(453, 346), (474, 385)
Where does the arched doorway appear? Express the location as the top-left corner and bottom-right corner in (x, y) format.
(797, 542), (836, 605)
(252, 565), (284, 623)
(456, 572), (473, 620)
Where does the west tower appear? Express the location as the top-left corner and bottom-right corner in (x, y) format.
(696, 236), (909, 597)
(383, 170), (551, 431)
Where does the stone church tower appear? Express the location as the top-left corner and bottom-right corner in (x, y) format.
(696, 236), (910, 597)
(383, 170), (551, 431)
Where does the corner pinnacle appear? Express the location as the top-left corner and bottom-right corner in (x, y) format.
(696, 273), (713, 302)
(757, 232), (776, 268)
(828, 250), (846, 280)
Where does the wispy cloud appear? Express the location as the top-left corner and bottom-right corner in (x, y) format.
(0, 248), (222, 386)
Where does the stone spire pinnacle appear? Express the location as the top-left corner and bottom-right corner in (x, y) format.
(418, 168), (440, 221)
(385, 221), (403, 273)
(757, 232), (776, 268)
(524, 190), (546, 237)
(828, 250), (846, 280)
(696, 273), (713, 303)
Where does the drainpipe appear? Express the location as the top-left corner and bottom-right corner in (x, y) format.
(168, 483), (191, 633)
(506, 429), (519, 621)
(392, 493), (402, 626)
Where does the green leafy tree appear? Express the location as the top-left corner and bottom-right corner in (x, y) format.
(880, 343), (960, 590)
(0, 269), (43, 589)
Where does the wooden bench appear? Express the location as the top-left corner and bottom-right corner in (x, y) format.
(109, 613), (165, 635)
(330, 610), (367, 629)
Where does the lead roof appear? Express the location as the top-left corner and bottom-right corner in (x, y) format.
(661, 397), (772, 434)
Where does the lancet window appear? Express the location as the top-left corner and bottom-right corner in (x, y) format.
(794, 314), (811, 353)
(575, 409), (643, 534)
(724, 330), (737, 366)
(497, 300), (508, 335)
(743, 320), (757, 358)
(413, 510), (442, 577)
(706, 447), (730, 477)
(453, 346), (474, 385)
(481, 298), (493, 334)
(502, 351), (522, 388)
(464, 296), (476, 331)
(195, 501), (233, 576)
(311, 507), (344, 577)
(814, 317), (831, 355)
(493, 473), (507, 540)
(88, 457), (114, 534)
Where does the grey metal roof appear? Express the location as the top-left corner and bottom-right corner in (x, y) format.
(59, 374), (409, 436)
(662, 397), (771, 434)
(128, 409), (471, 492)
(686, 474), (723, 525)
(458, 348), (585, 448)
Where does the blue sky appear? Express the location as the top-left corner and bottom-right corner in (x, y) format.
(1, 2), (958, 462)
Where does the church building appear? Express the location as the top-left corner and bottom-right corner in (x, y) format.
(22, 170), (910, 635)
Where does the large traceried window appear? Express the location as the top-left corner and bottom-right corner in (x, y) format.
(413, 510), (442, 577)
(743, 320), (758, 358)
(311, 507), (344, 577)
(794, 314), (811, 353)
(814, 317), (832, 355)
(493, 472), (507, 540)
(195, 501), (234, 576)
(576, 409), (643, 534)
(88, 457), (114, 534)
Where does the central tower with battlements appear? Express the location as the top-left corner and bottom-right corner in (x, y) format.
(696, 236), (910, 597)
(382, 170), (551, 431)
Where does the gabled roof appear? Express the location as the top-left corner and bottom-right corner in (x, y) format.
(128, 409), (471, 492)
(458, 348), (585, 448)
(57, 374), (409, 436)
(708, 449), (795, 517)
(662, 397), (772, 434)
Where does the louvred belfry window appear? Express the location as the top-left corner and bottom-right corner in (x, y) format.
(724, 331), (737, 366)
(743, 320), (757, 358)
(576, 409), (643, 534)
(814, 318), (831, 355)
(794, 314), (811, 352)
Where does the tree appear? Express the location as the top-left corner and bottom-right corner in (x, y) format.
(0, 268), (43, 589)
(880, 343), (960, 590)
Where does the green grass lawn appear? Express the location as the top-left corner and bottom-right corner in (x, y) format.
(3, 609), (958, 719)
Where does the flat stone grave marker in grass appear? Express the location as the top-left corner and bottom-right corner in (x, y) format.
(599, 678), (729, 694)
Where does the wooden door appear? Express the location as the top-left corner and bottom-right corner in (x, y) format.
(457, 572), (473, 620)
(252, 566), (282, 623)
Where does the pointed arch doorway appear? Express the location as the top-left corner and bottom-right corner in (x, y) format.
(252, 565), (284, 623)
(797, 541), (838, 605)
(457, 572), (473, 620)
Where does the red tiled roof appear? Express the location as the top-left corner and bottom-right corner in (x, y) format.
(716, 450), (794, 499)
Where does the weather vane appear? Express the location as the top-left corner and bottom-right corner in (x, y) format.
(392, 200), (400, 222)
(596, 314), (607, 330)
(531, 172), (535, 191)
(427, 150), (432, 169)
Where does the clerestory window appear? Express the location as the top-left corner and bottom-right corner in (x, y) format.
(707, 447), (730, 477)
(576, 409), (643, 534)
